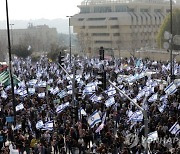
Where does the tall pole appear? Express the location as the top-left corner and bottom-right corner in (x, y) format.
(5, 0), (16, 125)
(10, 23), (14, 46)
(66, 16), (72, 64)
(170, 0), (173, 80)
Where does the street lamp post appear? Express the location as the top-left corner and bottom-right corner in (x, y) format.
(10, 23), (14, 46)
(170, 0), (173, 80)
(66, 16), (72, 64)
(5, 0), (16, 125)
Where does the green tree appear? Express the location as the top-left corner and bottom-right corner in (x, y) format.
(12, 44), (33, 58)
(157, 9), (180, 49)
(47, 43), (67, 61)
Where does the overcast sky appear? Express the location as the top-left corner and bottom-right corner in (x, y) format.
(0, 0), (83, 20)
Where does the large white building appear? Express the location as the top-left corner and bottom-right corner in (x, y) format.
(71, 0), (180, 56)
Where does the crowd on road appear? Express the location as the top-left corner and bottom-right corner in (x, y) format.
(0, 54), (179, 154)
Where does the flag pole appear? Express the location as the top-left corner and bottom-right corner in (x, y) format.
(5, 0), (16, 125)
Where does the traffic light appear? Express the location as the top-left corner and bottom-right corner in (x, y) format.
(97, 71), (106, 90)
(71, 106), (78, 122)
(99, 46), (104, 61)
(76, 92), (82, 101)
(58, 51), (64, 66)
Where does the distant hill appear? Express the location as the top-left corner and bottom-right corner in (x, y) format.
(0, 18), (69, 34)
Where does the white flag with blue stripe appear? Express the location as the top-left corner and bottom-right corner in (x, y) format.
(129, 110), (143, 122)
(36, 120), (44, 129)
(56, 102), (69, 113)
(28, 88), (35, 95)
(16, 103), (24, 111)
(147, 131), (158, 143)
(169, 122), (180, 135)
(38, 92), (45, 98)
(58, 90), (67, 98)
(95, 112), (107, 133)
(148, 93), (158, 103)
(42, 121), (53, 131)
(105, 97), (115, 107)
(88, 111), (101, 128)
(164, 82), (177, 95)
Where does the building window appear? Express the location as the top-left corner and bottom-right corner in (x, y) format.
(78, 18), (84, 21)
(113, 33), (120, 36)
(154, 9), (161, 13)
(80, 7), (90, 13)
(89, 26), (107, 29)
(92, 33), (109, 36)
(140, 8), (149, 12)
(87, 18), (106, 21)
(109, 17), (118, 20)
(94, 6), (112, 13)
(95, 41), (112, 44)
(80, 26), (85, 29)
(128, 8), (135, 12)
(111, 25), (119, 29)
(115, 5), (127, 12)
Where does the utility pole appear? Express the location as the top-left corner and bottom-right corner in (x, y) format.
(170, 0), (173, 81)
(5, 0), (16, 125)
(66, 16), (72, 64)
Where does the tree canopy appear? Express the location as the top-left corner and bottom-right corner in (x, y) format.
(157, 9), (180, 50)
(12, 44), (33, 58)
(47, 44), (67, 61)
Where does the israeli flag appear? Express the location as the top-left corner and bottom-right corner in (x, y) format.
(148, 93), (158, 103)
(13, 124), (22, 131)
(51, 87), (59, 95)
(18, 81), (26, 88)
(56, 102), (69, 113)
(16, 103), (24, 111)
(28, 88), (35, 95)
(79, 107), (87, 116)
(37, 81), (47, 88)
(169, 122), (180, 135)
(147, 131), (158, 143)
(136, 90), (145, 101)
(107, 89), (116, 97)
(158, 103), (166, 113)
(17, 88), (28, 97)
(164, 82), (177, 95)
(105, 97), (115, 107)
(28, 79), (37, 86)
(88, 110), (101, 128)
(36, 120), (44, 129)
(42, 121), (53, 131)
(129, 110), (143, 122)
(90, 94), (102, 103)
(38, 93), (45, 98)
(47, 79), (53, 84)
(95, 112), (107, 133)
(1, 90), (7, 99)
(58, 90), (67, 98)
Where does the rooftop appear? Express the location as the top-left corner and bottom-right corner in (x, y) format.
(80, 0), (172, 5)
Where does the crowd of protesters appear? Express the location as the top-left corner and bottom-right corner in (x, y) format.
(0, 53), (179, 154)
